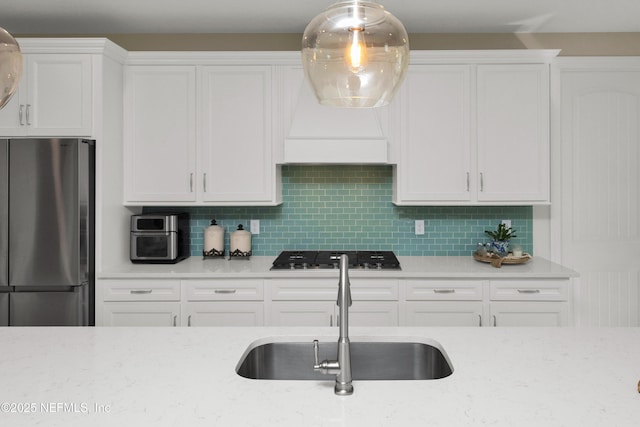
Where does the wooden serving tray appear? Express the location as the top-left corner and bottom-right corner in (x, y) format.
(473, 252), (532, 268)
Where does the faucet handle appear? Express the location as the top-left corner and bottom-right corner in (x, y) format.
(313, 340), (320, 368)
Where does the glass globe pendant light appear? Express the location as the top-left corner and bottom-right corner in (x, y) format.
(0, 27), (23, 110)
(302, 0), (409, 108)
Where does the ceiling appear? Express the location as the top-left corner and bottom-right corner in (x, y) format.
(2, 0), (640, 35)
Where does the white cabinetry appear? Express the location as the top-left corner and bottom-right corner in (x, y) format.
(123, 55), (281, 206)
(268, 278), (399, 326)
(392, 51), (556, 205)
(393, 65), (472, 203)
(100, 279), (181, 326)
(401, 280), (484, 326)
(476, 64), (550, 202)
(123, 66), (197, 202)
(489, 280), (569, 327)
(0, 52), (93, 137)
(183, 279), (264, 326)
(401, 278), (569, 327)
(198, 66), (279, 204)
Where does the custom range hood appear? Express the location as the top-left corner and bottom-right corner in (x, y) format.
(281, 66), (391, 164)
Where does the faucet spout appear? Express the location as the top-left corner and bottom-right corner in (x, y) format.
(335, 254), (354, 395)
(312, 253), (354, 395)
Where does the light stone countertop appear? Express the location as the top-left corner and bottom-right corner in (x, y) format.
(0, 326), (637, 427)
(99, 256), (578, 279)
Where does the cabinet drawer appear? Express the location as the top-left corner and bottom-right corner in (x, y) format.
(404, 280), (483, 301)
(490, 280), (569, 301)
(184, 279), (264, 301)
(101, 279), (181, 301)
(269, 279), (398, 301)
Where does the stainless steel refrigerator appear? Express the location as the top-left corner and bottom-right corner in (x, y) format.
(0, 138), (95, 326)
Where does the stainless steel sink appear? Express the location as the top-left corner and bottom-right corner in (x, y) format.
(236, 339), (453, 381)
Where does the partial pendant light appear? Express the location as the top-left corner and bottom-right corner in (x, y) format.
(0, 27), (23, 110)
(302, 0), (409, 108)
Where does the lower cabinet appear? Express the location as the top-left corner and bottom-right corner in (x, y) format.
(267, 278), (399, 327)
(400, 278), (570, 327)
(99, 279), (182, 326)
(184, 302), (264, 327)
(402, 301), (484, 327)
(182, 279), (264, 326)
(98, 277), (569, 327)
(270, 301), (398, 327)
(489, 302), (569, 327)
(102, 302), (180, 327)
(488, 279), (569, 326)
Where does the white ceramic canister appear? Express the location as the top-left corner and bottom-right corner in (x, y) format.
(204, 219), (224, 256)
(229, 224), (251, 256)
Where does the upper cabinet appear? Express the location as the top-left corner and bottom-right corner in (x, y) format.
(476, 64), (550, 203)
(123, 65), (197, 203)
(0, 53), (92, 137)
(123, 53), (282, 206)
(392, 50), (557, 206)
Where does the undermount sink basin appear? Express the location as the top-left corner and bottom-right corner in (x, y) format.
(236, 338), (453, 381)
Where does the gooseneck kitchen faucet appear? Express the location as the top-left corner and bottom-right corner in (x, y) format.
(313, 254), (354, 395)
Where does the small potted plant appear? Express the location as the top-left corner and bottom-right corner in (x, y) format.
(485, 223), (517, 256)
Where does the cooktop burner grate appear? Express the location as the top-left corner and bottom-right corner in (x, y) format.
(270, 250), (401, 270)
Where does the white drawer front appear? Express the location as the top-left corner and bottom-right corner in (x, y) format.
(101, 279), (181, 301)
(490, 280), (569, 301)
(184, 279), (264, 301)
(269, 279), (398, 301)
(404, 280), (483, 301)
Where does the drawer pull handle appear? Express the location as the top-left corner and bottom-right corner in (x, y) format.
(214, 289), (237, 294)
(130, 289), (153, 294)
(517, 289), (541, 294)
(434, 289), (455, 294)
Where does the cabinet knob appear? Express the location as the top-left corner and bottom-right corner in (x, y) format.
(130, 289), (152, 294)
(19, 104), (25, 126)
(214, 289), (237, 294)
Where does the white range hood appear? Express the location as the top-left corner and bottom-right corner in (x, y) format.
(282, 66), (390, 164)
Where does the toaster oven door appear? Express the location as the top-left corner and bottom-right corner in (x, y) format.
(130, 232), (178, 261)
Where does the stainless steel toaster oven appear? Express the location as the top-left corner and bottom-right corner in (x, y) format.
(130, 213), (190, 263)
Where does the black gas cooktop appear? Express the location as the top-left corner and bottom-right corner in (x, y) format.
(271, 251), (401, 270)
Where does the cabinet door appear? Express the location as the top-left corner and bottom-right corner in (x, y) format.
(199, 65), (280, 205)
(185, 302), (264, 326)
(123, 66), (197, 203)
(349, 301), (398, 326)
(102, 302), (180, 326)
(476, 64), (550, 202)
(0, 86), (25, 135)
(393, 65), (472, 204)
(0, 54), (92, 137)
(26, 54), (93, 136)
(490, 302), (568, 327)
(270, 301), (335, 326)
(402, 301), (483, 327)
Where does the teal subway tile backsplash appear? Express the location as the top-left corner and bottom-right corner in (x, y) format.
(145, 165), (533, 256)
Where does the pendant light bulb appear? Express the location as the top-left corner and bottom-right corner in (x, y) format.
(302, 0), (409, 108)
(347, 27), (367, 72)
(0, 27), (22, 110)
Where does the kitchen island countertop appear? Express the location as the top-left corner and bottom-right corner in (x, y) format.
(1, 326), (638, 426)
(99, 256), (577, 279)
